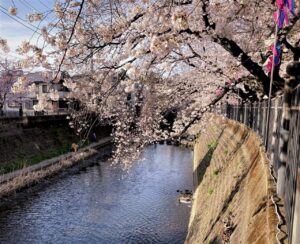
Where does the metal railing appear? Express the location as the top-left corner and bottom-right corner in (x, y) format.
(213, 86), (300, 243)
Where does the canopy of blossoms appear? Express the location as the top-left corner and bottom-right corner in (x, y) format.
(1, 0), (299, 166)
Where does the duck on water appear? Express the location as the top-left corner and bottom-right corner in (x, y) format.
(177, 189), (193, 204)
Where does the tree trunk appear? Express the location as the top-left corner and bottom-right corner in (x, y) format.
(214, 36), (287, 95)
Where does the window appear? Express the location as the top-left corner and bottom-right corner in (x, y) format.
(53, 84), (60, 91)
(7, 101), (22, 108)
(61, 86), (69, 92)
(52, 101), (58, 110)
(60, 84), (69, 92)
(53, 83), (69, 92)
(25, 100), (33, 109)
(42, 85), (48, 93)
(59, 100), (68, 108)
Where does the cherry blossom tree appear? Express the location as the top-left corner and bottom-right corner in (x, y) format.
(0, 60), (22, 116)
(6, 0), (300, 165)
(0, 38), (10, 53)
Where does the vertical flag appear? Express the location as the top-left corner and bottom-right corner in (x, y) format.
(274, 0), (296, 29)
(267, 42), (282, 74)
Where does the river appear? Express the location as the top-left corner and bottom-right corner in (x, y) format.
(0, 144), (193, 244)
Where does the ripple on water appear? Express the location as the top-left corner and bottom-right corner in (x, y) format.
(0, 145), (193, 244)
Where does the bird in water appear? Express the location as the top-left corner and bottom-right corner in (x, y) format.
(176, 189), (193, 204)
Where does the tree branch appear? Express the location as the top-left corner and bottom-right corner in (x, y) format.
(53, 0), (85, 81)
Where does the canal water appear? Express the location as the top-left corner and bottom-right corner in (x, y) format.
(0, 145), (193, 244)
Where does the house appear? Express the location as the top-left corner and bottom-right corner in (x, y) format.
(3, 71), (71, 117)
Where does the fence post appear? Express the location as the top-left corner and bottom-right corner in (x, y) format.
(252, 102), (256, 130)
(221, 102), (225, 116)
(269, 98), (279, 165)
(261, 100), (266, 141)
(233, 105), (236, 120)
(226, 103), (230, 118)
(218, 102), (221, 114)
(257, 102), (261, 135)
(249, 103), (253, 128)
(239, 103), (244, 123)
(243, 103), (247, 125)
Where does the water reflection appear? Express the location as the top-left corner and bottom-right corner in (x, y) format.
(0, 145), (193, 244)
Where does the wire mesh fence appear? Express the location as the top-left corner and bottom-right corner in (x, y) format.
(212, 86), (300, 243)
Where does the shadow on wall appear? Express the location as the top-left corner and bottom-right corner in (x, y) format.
(193, 129), (224, 188)
(209, 236), (222, 244)
(194, 147), (216, 188)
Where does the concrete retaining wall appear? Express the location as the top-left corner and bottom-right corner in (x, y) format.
(185, 115), (283, 243)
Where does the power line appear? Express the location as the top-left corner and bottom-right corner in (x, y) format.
(0, 5), (41, 33)
(0, 4), (53, 49)
(0, 8), (40, 34)
(16, 0), (36, 12)
(19, 0), (40, 13)
(20, 0), (53, 17)
(10, 0), (16, 7)
(16, 0), (54, 23)
(37, 0), (51, 10)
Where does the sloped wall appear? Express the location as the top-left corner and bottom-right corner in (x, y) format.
(186, 115), (279, 244)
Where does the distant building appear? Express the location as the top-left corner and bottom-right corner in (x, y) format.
(3, 71), (71, 117)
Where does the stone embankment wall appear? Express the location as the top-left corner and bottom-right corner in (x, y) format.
(186, 115), (281, 244)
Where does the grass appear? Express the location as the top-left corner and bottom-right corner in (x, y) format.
(238, 160), (246, 170)
(207, 141), (218, 150)
(0, 144), (71, 175)
(213, 169), (220, 176)
(78, 139), (90, 148)
(0, 148), (98, 198)
(0, 138), (95, 175)
(208, 187), (214, 195)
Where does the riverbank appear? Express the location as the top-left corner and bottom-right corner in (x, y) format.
(0, 118), (77, 172)
(0, 137), (112, 198)
(185, 114), (287, 243)
(0, 117), (112, 174)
